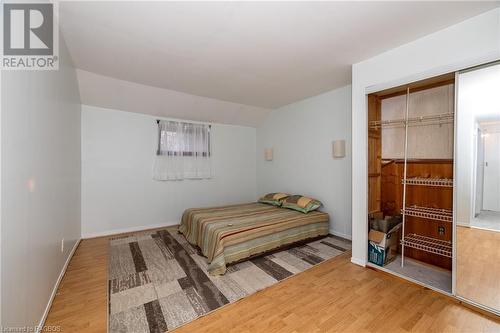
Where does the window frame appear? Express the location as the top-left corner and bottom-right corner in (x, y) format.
(156, 120), (211, 157)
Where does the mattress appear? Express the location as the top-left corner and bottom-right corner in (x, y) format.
(179, 202), (330, 275)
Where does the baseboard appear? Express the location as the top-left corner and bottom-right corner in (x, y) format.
(37, 238), (81, 332)
(350, 256), (366, 267)
(81, 222), (178, 239)
(329, 229), (352, 240)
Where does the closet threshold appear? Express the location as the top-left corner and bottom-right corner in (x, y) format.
(366, 261), (452, 295)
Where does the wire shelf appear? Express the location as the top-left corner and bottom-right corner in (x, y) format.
(401, 233), (452, 258)
(369, 112), (454, 130)
(403, 177), (453, 187)
(401, 205), (453, 222)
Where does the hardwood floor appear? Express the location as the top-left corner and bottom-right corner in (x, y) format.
(44, 237), (108, 332)
(44, 234), (500, 333)
(456, 226), (500, 311)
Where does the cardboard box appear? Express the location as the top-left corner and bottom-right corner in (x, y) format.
(368, 222), (402, 266)
(369, 214), (401, 233)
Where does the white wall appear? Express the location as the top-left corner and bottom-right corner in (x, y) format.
(1, 40), (81, 326)
(351, 8), (500, 266)
(257, 85), (352, 239)
(81, 105), (257, 237)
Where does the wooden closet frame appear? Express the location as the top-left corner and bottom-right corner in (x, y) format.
(367, 73), (455, 270)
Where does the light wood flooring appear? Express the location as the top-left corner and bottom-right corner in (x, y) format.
(44, 233), (500, 333)
(456, 226), (500, 311)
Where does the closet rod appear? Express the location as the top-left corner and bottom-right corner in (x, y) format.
(369, 112), (454, 129)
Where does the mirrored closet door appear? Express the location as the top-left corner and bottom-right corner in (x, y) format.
(456, 62), (500, 314)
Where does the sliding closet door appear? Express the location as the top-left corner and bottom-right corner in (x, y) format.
(456, 62), (500, 313)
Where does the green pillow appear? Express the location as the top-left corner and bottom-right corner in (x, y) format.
(282, 195), (322, 213)
(258, 193), (290, 206)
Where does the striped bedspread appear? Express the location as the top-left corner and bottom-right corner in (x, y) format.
(179, 203), (330, 275)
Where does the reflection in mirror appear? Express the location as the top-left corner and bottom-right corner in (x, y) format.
(456, 62), (500, 312)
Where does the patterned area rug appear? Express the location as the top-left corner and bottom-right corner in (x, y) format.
(108, 227), (351, 333)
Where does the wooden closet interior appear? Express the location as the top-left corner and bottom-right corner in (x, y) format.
(368, 73), (455, 284)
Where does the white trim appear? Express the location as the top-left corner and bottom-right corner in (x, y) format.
(330, 229), (352, 240)
(456, 295), (500, 317)
(452, 71), (459, 296)
(364, 53), (499, 95)
(0, 65), (3, 326)
(81, 222), (178, 239)
(350, 257), (366, 267)
(37, 239), (81, 333)
(469, 225), (500, 233)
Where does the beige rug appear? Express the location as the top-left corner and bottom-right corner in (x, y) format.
(108, 227), (351, 333)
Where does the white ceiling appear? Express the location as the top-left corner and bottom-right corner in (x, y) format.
(60, 1), (499, 109)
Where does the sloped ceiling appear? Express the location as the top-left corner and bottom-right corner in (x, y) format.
(76, 69), (272, 127)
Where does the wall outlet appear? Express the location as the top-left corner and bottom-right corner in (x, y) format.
(438, 226), (445, 236)
(61, 239), (64, 253)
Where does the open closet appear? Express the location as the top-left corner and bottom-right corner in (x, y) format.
(367, 74), (455, 292)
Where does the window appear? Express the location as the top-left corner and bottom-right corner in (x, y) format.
(156, 120), (211, 157)
(153, 120), (212, 180)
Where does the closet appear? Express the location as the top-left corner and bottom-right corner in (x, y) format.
(367, 74), (455, 292)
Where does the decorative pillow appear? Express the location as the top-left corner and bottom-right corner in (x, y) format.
(258, 193), (290, 206)
(282, 195), (322, 213)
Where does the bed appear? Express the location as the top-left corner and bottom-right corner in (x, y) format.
(179, 202), (330, 275)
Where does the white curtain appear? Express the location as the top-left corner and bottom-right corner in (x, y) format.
(153, 120), (212, 180)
